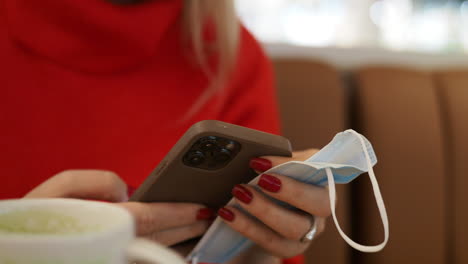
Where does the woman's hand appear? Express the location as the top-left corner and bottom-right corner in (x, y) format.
(24, 170), (214, 246)
(222, 149), (331, 263)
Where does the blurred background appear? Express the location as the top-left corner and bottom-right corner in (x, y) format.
(233, 1), (468, 264)
(237, 0), (468, 54)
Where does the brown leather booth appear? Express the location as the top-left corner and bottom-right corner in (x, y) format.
(353, 67), (447, 264)
(435, 71), (468, 264)
(273, 59), (468, 264)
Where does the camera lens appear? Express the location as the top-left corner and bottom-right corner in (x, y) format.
(200, 140), (217, 151)
(214, 149), (231, 163)
(200, 137), (218, 151)
(185, 151), (205, 166)
(225, 141), (237, 151)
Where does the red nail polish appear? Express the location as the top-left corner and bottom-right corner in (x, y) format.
(232, 185), (253, 204)
(249, 158), (272, 172)
(218, 207), (235, 222)
(196, 208), (215, 220)
(258, 174), (282, 193)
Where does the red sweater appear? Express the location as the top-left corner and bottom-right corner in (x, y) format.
(0, 1), (302, 263)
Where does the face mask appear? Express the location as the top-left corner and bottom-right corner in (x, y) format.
(187, 129), (389, 264)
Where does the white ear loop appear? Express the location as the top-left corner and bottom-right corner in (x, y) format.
(190, 254), (200, 264)
(325, 131), (389, 252)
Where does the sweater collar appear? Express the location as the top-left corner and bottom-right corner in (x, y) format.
(4, 0), (183, 73)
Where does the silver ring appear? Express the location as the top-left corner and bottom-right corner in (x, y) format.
(300, 216), (318, 243)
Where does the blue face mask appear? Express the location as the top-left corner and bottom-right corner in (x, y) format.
(187, 130), (389, 264)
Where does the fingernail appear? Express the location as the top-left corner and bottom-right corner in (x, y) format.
(249, 158), (272, 172)
(258, 174), (282, 193)
(196, 208), (215, 220)
(232, 184), (253, 204)
(218, 207), (235, 222)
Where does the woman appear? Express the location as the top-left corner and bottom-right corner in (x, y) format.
(0, 0), (330, 263)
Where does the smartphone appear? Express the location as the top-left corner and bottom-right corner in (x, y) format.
(130, 120), (292, 208)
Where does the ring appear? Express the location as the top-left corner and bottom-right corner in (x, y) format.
(300, 216), (318, 243)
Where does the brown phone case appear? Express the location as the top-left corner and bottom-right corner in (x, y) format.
(130, 120), (292, 208)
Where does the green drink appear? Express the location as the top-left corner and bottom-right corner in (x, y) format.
(0, 210), (95, 235)
(0, 198), (184, 264)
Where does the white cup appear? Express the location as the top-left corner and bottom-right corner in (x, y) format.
(0, 198), (187, 264)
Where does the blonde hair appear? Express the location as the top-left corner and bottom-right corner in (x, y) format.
(183, 0), (240, 118)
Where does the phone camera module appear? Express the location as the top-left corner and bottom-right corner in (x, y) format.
(184, 136), (241, 170)
(185, 151), (205, 166)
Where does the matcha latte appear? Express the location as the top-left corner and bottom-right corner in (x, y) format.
(0, 209), (97, 235)
(0, 198), (185, 264)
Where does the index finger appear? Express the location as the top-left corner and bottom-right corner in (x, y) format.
(257, 174), (331, 217)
